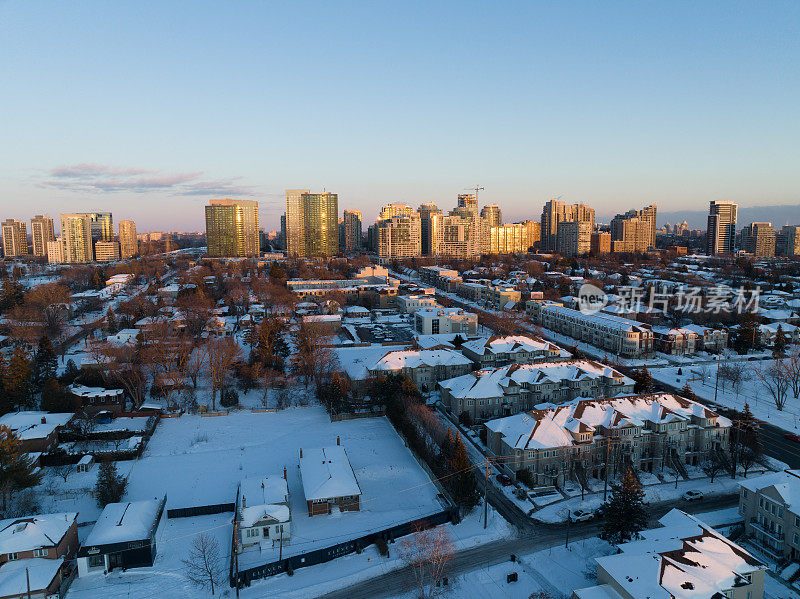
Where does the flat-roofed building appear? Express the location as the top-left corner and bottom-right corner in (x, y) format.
(1, 219), (27, 257)
(30, 215), (55, 258)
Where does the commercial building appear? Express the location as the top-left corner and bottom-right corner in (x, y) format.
(527, 301), (654, 358)
(119, 219), (138, 259)
(741, 222), (776, 258)
(88, 212), (113, 242)
(60, 213), (93, 263)
(94, 241), (121, 262)
(377, 204), (422, 259)
(541, 199), (595, 252)
(1, 219), (27, 257)
(707, 200), (738, 255)
(440, 360), (634, 421)
(610, 204), (657, 253)
(342, 209), (362, 252)
(284, 190), (339, 257)
(30, 215), (55, 258)
(739, 470), (800, 560)
(777, 225), (800, 256)
(480, 204), (501, 227)
(574, 510), (765, 599)
(485, 393), (730, 486)
(417, 203), (442, 255)
(489, 221), (538, 254)
(556, 220), (592, 256)
(590, 231), (611, 255)
(414, 306), (478, 336)
(205, 199), (260, 258)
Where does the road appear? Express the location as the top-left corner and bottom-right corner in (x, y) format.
(320, 494), (738, 599)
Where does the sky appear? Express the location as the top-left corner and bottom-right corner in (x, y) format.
(1, 1), (799, 232)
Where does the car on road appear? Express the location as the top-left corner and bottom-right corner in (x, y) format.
(784, 433), (800, 443)
(496, 474), (513, 486)
(682, 490), (704, 501)
(571, 509), (595, 522)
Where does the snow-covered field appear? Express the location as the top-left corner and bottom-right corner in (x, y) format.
(652, 358), (800, 433)
(124, 407), (448, 569)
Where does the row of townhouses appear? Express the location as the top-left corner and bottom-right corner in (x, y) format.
(484, 393), (731, 487)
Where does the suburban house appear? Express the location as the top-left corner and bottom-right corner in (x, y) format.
(484, 393), (730, 487)
(77, 496), (166, 576)
(237, 475), (291, 552)
(367, 348), (473, 392)
(526, 302), (654, 358)
(460, 334), (571, 368)
(0, 412), (74, 453)
(0, 512), (79, 564)
(413, 307), (479, 336)
(0, 558), (68, 599)
(438, 360), (635, 421)
(68, 384), (126, 414)
(573, 510), (765, 599)
(681, 324), (728, 353)
(738, 470), (800, 561)
(299, 445), (361, 517)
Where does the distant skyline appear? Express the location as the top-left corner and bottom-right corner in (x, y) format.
(1, 2), (798, 231)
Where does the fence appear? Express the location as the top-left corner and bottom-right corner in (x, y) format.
(331, 409), (386, 422)
(166, 502), (236, 519)
(232, 507), (458, 587)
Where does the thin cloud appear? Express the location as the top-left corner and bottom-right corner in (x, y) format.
(40, 164), (254, 196)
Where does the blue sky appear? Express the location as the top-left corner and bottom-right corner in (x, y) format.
(1, 1), (798, 231)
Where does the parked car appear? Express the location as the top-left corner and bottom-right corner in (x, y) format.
(784, 433), (800, 443)
(571, 509), (594, 522)
(682, 490), (704, 501)
(496, 474), (513, 486)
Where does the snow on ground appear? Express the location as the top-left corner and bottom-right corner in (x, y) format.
(521, 537), (616, 598)
(125, 407), (448, 568)
(242, 508), (511, 599)
(32, 461), (135, 524)
(652, 359), (800, 434)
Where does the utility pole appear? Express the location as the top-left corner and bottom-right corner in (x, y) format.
(26, 568), (31, 599)
(279, 525), (284, 561)
(713, 352), (722, 403)
(233, 518), (240, 598)
(484, 458), (490, 529)
(603, 439), (612, 501)
(565, 510), (571, 548)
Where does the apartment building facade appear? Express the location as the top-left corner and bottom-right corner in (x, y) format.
(1, 219), (28, 257)
(30, 215), (55, 258)
(377, 204), (422, 259)
(739, 471), (800, 561)
(741, 222), (776, 258)
(414, 306), (478, 336)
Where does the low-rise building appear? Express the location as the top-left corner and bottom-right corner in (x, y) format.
(460, 334), (570, 368)
(573, 509), (765, 599)
(77, 496), (166, 576)
(0, 412), (74, 452)
(739, 470), (800, 560)
(651, 326), (699, 356)
(439, 360), (635, 421)
(681, 324), (728, 353)
(68, 384), (126, 415)
(396, 294), (438, 314)
(414, 307), (478, 336)
(527, 302), (654, 358)
(485, 393), (729, 486)
(237, 475), (291, 552)
(94, 241), (120, 262)
(299, 445), (361, 517)
(368, 348), (473, 392)
(0, 512), (79, 565)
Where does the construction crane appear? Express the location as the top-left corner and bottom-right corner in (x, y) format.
(464, 185), (485, 203)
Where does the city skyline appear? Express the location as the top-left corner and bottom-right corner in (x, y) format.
(1, 2), (799, 230)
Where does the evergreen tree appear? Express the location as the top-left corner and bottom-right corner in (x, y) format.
(95, 462), (127, 507)
(0, 425), (42, 511)
(448, 434), (480, 509)
(774, 325), (787, 356)
(106, 309), (119, 335)
(5, 348), (33, 411)
(41, 379), (75, 412)
(600, 468), (649, 543)
(633, 366), (654, 394)
(0, 278), (24, 312)
(0, 354), (7, 414)
(34, 335), (58, 388)
(732, 403), (762, 477)
(681, 382), (696, 401)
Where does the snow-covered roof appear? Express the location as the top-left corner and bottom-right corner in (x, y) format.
(0, 512), (77, 554)
(240, 504), (290, 528)
(0, 411), (73, 441)
(738, 470), (800, 506)
(541, 304), (652, 333)
(69, 384), (124, 398)
(485, 393), (728, 451)
(440, 360), (633, 401)
(334, 344), (411, 380)
(299, 446), (361, 502)
(84, 496), (165, 547)
(461, 334), (568, 358)
(239, 475), (288, 509)
(0, 558), (63, 596)
(371, 348), (472, 372)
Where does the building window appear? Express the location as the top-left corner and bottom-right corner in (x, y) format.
(34, 548), (49, 557)
(8, 552), (18, 560)
(88, 554), (104, 568)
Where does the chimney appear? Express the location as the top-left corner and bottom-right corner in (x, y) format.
(299, 448), (303, 458)
(242, 497), (246, 508)
(283, 467), (287, 480)
(41, 417), (46, 424)
(337, 435), (340, 446)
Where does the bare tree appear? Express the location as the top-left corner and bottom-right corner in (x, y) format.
(399, 521), (454, 599)
(52, 463), (73, 483)
(725, 362), (748, 398)
(786, 348), (800, 399)
(701, 452), (724, 483)
(202, 338), (242, 410)
(182, 532), (224, 595)
(753, 360), (790, 411)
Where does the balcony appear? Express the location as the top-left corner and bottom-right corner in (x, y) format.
(749, 518), (784, 543)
